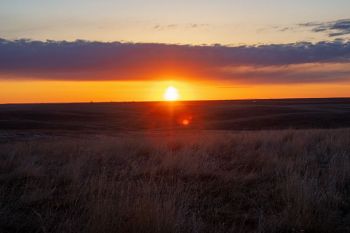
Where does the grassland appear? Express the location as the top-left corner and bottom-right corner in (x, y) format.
(1, 129), (349, 233)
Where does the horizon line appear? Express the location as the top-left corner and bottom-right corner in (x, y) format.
(1, 96), (350, 105)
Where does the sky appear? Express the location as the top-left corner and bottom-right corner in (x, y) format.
(0, 0), (350, 103)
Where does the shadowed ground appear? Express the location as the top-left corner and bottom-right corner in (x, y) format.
(0, 129), (350, 233)
(1, 98), (350, 233)
(1, 98), (350, 131)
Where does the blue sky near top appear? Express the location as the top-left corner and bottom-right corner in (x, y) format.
(1, 0), (349, 44)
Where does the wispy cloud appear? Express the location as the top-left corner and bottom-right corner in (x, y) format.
(300, 19), (350, 37)
(0, 38), (350, 84)
(153, 23), (209, 31)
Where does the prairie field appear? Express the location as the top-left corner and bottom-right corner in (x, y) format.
(3, 0), (350, 232)
(1, 128), (350, 233)
(1, 99), (350, 233)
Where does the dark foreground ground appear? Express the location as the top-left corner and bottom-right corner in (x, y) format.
(1, 98), (350, 131)
(1, 129), (350, 233)
(0, 98), (350, 233)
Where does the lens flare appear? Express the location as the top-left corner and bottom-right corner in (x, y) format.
(182, 119), (190, 126)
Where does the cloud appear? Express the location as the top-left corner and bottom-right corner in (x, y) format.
(301, 19), (350, 37)
(153, 24), (178, 30)
(219, 63), (350, 84)
(0, 38), (350, 84)
(153, 23), (209, 31)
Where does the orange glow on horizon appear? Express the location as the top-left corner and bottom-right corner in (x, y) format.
(0, 80), (350, 104)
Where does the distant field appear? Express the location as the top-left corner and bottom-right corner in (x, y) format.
(1, 99), (350, 233)
(1, 98), (350, 131)
(0, 129), (350, 233)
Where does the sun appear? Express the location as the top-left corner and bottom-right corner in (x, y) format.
(164, 86), (179, 101)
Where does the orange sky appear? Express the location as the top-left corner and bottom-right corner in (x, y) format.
(1, 1), (350, 103)
(1, 80), (350, 104)
(1, 41), (350, 104)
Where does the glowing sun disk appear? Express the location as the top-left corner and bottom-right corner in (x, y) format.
(164, 86), (179, 101)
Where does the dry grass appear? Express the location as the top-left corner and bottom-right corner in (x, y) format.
(0, 129), (350, 233)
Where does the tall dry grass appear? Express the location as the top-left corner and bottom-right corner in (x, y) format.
(0, 129), (350, 233)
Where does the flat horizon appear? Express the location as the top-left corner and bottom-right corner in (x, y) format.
(2, 2), (350, 232)
(1, 96), (350, 105)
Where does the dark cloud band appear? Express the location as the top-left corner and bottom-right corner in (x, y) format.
(0, 38), (350, 84)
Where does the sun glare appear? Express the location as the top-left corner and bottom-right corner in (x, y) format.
(164, 86), (179, 101)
